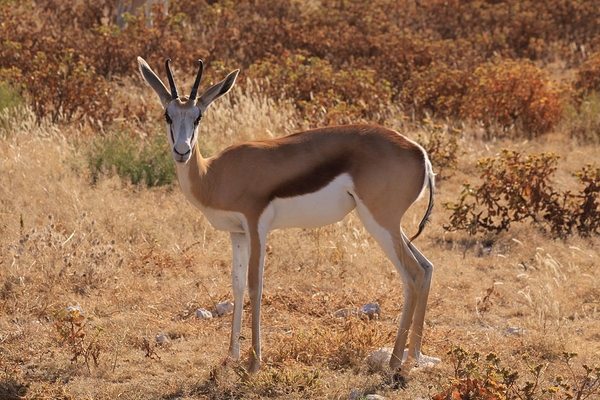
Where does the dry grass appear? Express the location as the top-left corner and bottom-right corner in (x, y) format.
(1, 84), (599, 399)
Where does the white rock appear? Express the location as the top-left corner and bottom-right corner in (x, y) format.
(334, 308), (352, 318)
(335, 302), (381, 319)
(360, 302), (381, 319)
(215, 301), (234, 317)
(507, 326), (525, 335)
(367, 347), (441, 373)
(366, 347), (395, 372)
(195, 308), (213, 319)
(155, 333), (170, 345)
(66, 305), (85, 317)
(349, 390), (386, 400)
(415, 353), (441, 368)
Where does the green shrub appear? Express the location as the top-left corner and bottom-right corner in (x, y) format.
(87, 130), (176, 188)
(0, 81), (22, 111)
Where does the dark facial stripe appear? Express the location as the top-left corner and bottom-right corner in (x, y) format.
(269, 155), (350, 201)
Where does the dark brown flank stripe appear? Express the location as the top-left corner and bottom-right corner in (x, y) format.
(268, 155), (351, 201)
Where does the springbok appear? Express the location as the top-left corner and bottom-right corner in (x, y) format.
(137, 57), (436, 375)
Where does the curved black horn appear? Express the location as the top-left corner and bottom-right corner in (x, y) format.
(189, 59), (204, 100)
(165, 58), (179, 99)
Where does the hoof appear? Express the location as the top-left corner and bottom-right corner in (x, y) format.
(248, 360), (261, 374)
(391, 370), (408, 390)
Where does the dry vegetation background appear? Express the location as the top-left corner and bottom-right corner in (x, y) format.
(1, 0), (599, 399)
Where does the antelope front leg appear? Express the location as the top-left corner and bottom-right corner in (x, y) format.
(247, 225), (267, 373)
(229, 232), (249, 360)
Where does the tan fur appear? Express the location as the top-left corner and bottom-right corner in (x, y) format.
(187, 125), (426, 220)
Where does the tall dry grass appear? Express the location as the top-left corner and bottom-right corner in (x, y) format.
(1, 81), (599, 399)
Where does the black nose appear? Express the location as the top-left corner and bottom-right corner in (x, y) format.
(173, 147), (191, 157)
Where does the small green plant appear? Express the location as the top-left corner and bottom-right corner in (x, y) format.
(53, 307), (102, 372)
(87, 130), (176, 187)
(432, 347), (514, 400)
(0, 81), (22, 112)
(0, 76), (24, 138)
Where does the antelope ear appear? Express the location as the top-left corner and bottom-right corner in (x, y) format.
(197, 69), (239, 113)
(137, 57), (172, 107)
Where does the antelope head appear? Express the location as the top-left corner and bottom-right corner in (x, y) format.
(137, 57), (239, 163)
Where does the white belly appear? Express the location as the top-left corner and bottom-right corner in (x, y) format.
(202, 207), (247, 232)
(263, 173), (357, 230)
(178, 162), (356, 232)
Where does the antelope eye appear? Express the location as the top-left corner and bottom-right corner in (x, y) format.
(164, 112), (173, 124)
(194, 115), (202, 126)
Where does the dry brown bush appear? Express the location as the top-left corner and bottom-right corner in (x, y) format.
(443, 150), (599, 237)
(2, 0), (599, 134)
(248, 53), (393, 125)
(460, 59), (565, 138)
(574, 51), (600, 96)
